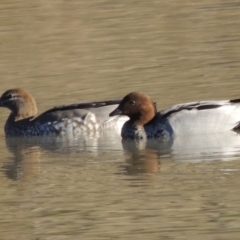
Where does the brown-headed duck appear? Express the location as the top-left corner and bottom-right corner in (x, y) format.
(109, 92), (240, 139)
(0, 88), (128, 137)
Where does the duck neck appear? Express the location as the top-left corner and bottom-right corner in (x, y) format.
(4, 113), (17, 135)
(133, 111), (156, 126)
(4, 112), (34, 136)
(122, 120), (147, 140)
(5, 112), (16, 125)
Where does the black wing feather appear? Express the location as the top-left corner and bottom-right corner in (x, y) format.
(161, 102), (223, 119)
(43, 100), (121, 115)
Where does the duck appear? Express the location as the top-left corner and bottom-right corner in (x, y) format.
(0, 88), (128, 137)
(109, 92), (240, 140)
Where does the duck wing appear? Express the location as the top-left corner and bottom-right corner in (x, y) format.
(36, 100), (126, 124)
(159, 99), (240, 134)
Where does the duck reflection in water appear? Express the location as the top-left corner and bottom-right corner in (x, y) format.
(120, 130), (240, 171)
(3, 138), (41, 181)
(119, 138), (172, 176)
(3, 132), (125, 181)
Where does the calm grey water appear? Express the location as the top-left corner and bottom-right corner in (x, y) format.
(1, 1), (240, 239)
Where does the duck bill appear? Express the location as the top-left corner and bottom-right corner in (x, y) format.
(109, 107), (123, 117)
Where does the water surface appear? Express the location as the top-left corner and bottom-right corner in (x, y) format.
(1, 0), (240, 239)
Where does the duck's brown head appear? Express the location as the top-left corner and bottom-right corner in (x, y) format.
(109, 92), (157, 125)
(0, 88), (38, 120)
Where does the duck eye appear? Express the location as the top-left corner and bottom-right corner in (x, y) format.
(7, 93), (13, 98)
(1, 93), (13, 101)
(129, 100), (135, 105)
(5, 93), (14, 100)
